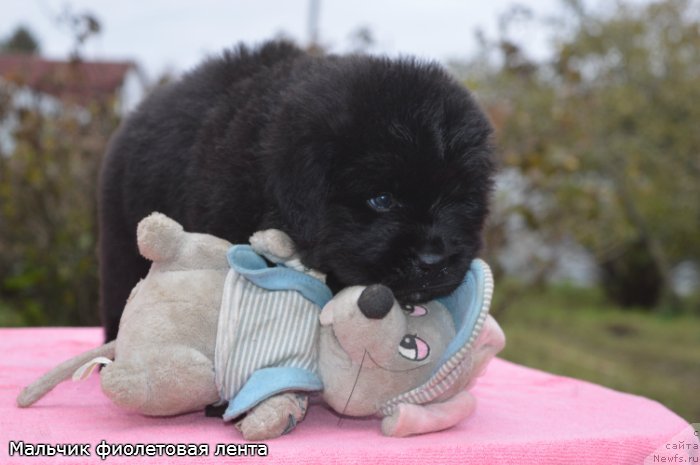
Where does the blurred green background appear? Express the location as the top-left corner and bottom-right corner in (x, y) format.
(0, 1), (697, 421)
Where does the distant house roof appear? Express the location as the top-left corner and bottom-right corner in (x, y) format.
(0, 54), (136, 106)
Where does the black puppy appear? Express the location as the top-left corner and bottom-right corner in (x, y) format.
(99, 41), (494, 341)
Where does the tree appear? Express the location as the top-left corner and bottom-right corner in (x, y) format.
(0, 26), (40, 54)
(348, 26), (376, 54)
(0, 13), (121, 326)
(0, 87), (120, 326)
(456, 0), (700, 310)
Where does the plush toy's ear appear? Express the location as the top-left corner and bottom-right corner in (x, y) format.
(380, 390), (476, 438)
(137, 212), (184, 262)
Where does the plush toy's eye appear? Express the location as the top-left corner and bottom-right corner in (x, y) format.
(367, 193), (396, 212)
(401, 303), (428, 317)
(398, 335), (430, 361)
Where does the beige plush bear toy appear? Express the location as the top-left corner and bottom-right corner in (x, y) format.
(17, 213), (505, 439)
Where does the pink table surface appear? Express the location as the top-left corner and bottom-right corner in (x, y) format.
(0, 327), (693, 464)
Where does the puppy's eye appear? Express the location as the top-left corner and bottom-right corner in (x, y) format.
(367, 193), (396, 212)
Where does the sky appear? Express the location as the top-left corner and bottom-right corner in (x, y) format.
(1, 0), (567, 80)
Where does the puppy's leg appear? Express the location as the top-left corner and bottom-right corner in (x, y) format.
(101, 346), (219, 416)
(99, 211), (149, 342)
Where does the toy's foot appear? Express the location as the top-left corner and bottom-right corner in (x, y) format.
(235, 392), (308, 441)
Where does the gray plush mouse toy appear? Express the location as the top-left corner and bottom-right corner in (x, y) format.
(18, 213), (505, 439)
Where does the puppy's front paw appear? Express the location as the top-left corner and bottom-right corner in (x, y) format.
(235, 392), (308, 441)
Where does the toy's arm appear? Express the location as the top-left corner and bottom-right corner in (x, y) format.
(465, 315), (506, 390)
(235, 392), (309, 440)
(380, 316), (504, 437)
(249, 229), (325, 281)
(381, 390), (476, 437)
(249, 229), (297, 263)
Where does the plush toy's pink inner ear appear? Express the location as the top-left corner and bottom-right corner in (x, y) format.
(381, 390), (476, 438)
(409, 305), (427, 317)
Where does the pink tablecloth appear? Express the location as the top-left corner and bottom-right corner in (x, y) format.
(0, 327), (693, 464)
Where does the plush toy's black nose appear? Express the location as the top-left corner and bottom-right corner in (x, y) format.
(358, 284), (394, 319)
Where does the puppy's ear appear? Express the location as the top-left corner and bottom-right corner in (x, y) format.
(267, 144), (330, 253)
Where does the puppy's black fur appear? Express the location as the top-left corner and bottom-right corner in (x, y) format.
(99, 41), (494, 341)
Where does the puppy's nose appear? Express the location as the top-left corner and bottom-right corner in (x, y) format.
(416, 235), (447, 270)
(418, 253), (445, 266)
(358, 284), (394, 319)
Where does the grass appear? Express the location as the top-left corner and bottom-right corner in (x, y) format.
(493, 283), (700, 422)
